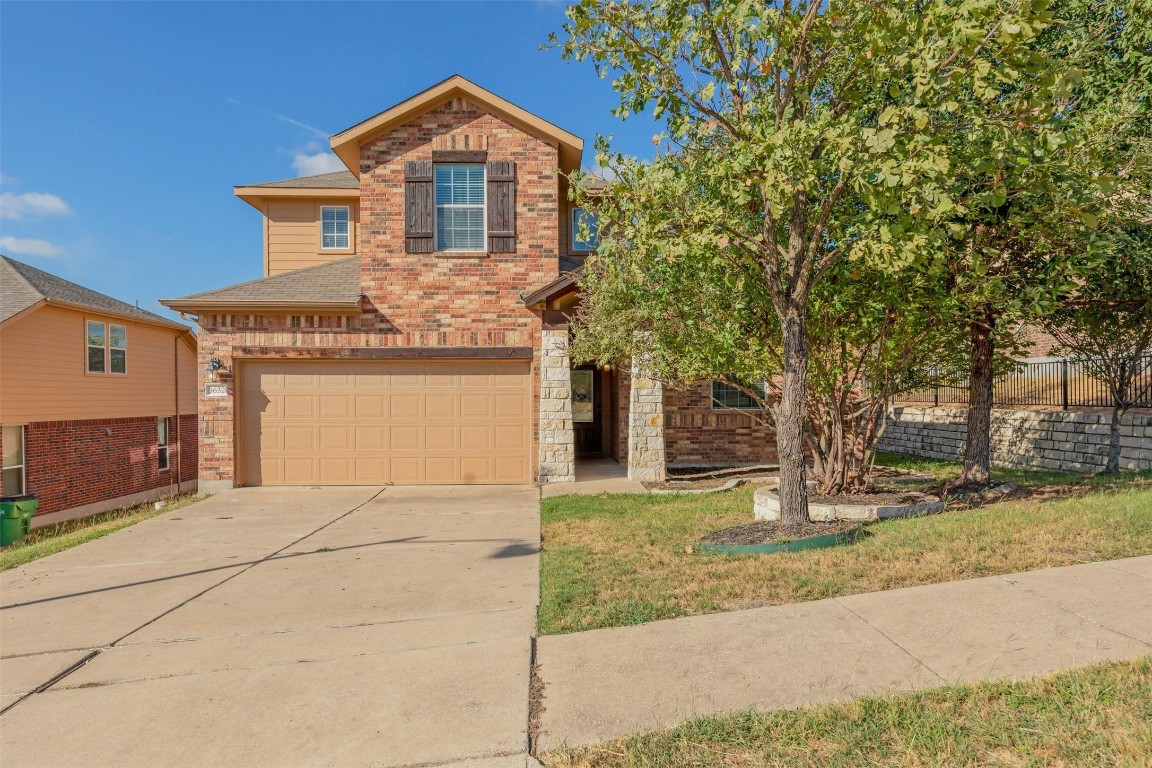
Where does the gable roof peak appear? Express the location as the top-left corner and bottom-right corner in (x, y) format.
(330, 76), (583, 177)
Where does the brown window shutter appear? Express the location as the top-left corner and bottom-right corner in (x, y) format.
(486, 160), (515, 253)
(404, 160), (434, 253)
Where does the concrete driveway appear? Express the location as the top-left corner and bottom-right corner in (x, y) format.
(0, 485), (541, 768)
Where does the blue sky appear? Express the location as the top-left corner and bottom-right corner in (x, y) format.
(0, 1), (657, 323)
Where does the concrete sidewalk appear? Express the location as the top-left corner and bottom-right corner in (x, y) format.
(1, 485), (542, 768)
(536, 556), (1152, 750)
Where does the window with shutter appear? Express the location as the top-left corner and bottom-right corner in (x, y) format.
(404, 160), (434, 253)
(435, 164), (486, 251)
(486, 160), (515, 253)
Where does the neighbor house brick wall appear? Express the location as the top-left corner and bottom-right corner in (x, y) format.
(879, 406), (1152, 472)
(193, 97), (560, 486)
(10, 414), (197, 517)
(664, 382), (778, 467)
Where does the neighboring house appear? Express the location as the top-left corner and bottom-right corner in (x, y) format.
(162, 76), (773, 489)
(0, 256), (197, 522)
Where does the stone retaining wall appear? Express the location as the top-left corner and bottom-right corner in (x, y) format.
(878, 406), (1152, 473)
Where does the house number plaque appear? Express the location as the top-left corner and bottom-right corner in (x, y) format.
(204, 383), (230, 398)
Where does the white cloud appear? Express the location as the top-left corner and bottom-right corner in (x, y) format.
(0, 236), (65, 258)
(0, 172), (18, 186)
(0, 191), (73, 220)
(291, 152), (346, 176)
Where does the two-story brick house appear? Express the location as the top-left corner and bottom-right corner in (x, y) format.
(163, 76), (775, 490)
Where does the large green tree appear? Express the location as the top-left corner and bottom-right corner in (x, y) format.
(950, 0), (1152, 485)
(555, 0), (1064, 521)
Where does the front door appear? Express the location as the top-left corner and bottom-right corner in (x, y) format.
(571, 366), (603, 457)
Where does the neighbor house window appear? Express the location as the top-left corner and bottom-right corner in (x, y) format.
(572, 207), (601, 252)
(435, 164), (485, 251)
(87, 321), (106, 373)
(87, 321), (126, 374)
(321, 205), (350, 249)
(2, 426), (26, 496)
(109, 324), (127, 374)
(157, 417), (171, 471)
(712, 379), (766, 409)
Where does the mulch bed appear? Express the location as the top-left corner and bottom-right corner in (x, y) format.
(701, 519), (858, 546)
(808, 487), (931, 506)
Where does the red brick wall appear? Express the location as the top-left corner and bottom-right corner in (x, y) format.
(10, 414), (197, 516)
(194, 97), (561, 484)
(664, 382), (778, 467)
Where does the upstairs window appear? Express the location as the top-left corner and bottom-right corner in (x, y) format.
(87, 321), (106, 373)
(321, 206), (350, 250)
(712, 378), (766, 409)
(572, 207), (601, 252)
(87, 321), (126, 374)
(435, 164), (485, 251)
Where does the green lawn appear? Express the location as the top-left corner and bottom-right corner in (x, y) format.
(538, 459), (1152, 635)
(0, 493), (204, 571)
(541, 657), (1152, 767)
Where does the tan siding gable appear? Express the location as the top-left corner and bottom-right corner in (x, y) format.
(0, 305), (197, 423)
(265, 198), (359, 276)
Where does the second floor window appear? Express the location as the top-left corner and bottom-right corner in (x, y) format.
(435, 164), (485, 251)
(87, 321), (127, 374)
(321, 206), (350, 249)
(572, 207), (601, 252)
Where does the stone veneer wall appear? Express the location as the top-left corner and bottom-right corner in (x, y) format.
(627, 356), (666, 482)
(879, 406), (1152, 472)
(537, 329), (575, 482)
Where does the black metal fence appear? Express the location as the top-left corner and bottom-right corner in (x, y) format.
(892, 355), (1152, 409)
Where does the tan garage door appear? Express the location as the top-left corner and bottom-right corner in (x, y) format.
(238, 360), (532, 486)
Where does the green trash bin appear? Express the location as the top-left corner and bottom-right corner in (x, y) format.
(0, 498), (26, 547)
(14, 496), (38, 538)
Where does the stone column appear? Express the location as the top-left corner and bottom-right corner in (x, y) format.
(537, 329), (576, 483)
(627, 354), (666, 482)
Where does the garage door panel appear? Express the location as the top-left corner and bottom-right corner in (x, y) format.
(494, 393), (527, 418)
(425, 425), (457, 450)
(240, 360), (532, 485)
(389, 394), (423, 419)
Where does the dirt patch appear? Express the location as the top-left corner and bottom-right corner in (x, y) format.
(808, 487), (931, 506)
(651, 465), (779, 491)
(527, 660), (545, 755)
(701, 519), (858, 546)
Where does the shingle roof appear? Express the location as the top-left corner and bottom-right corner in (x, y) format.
(243, 171), (358, 189)
(1, 255), (183, 327)
(161, 257), (363, 310)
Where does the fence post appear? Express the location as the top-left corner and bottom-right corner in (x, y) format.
(933, 384), (939, 407)
(1061, 359), (1069, 409)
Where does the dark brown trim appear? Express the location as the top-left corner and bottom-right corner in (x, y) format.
(234, 346), (534, 360)
(541, 310), (571, 330)
(522, 271), (581, 306)
(432, 149), (488, 163)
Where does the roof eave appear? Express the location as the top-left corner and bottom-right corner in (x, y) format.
(234, 186), (360, 208)
(0, 298), (47, 328)
(159, 299), (363, 314)
(44, 299), (190, 331)
(522, 272), (581, 307)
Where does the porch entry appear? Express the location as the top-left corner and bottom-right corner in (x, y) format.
(571, 364), (616, 459)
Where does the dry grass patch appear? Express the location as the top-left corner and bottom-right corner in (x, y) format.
(0, 493), (205, 571)
(541, 657), (1152, 768)
(539, 462), (1152, 635)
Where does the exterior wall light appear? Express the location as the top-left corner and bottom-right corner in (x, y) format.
(204, 357), (225, 383)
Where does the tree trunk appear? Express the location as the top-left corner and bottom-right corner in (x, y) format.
(1106, 403), (1124, 473)
(777, 306), (810, 523)
(962, 311), (995, 486)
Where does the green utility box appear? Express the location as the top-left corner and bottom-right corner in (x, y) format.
(0, 495), (38, 546)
